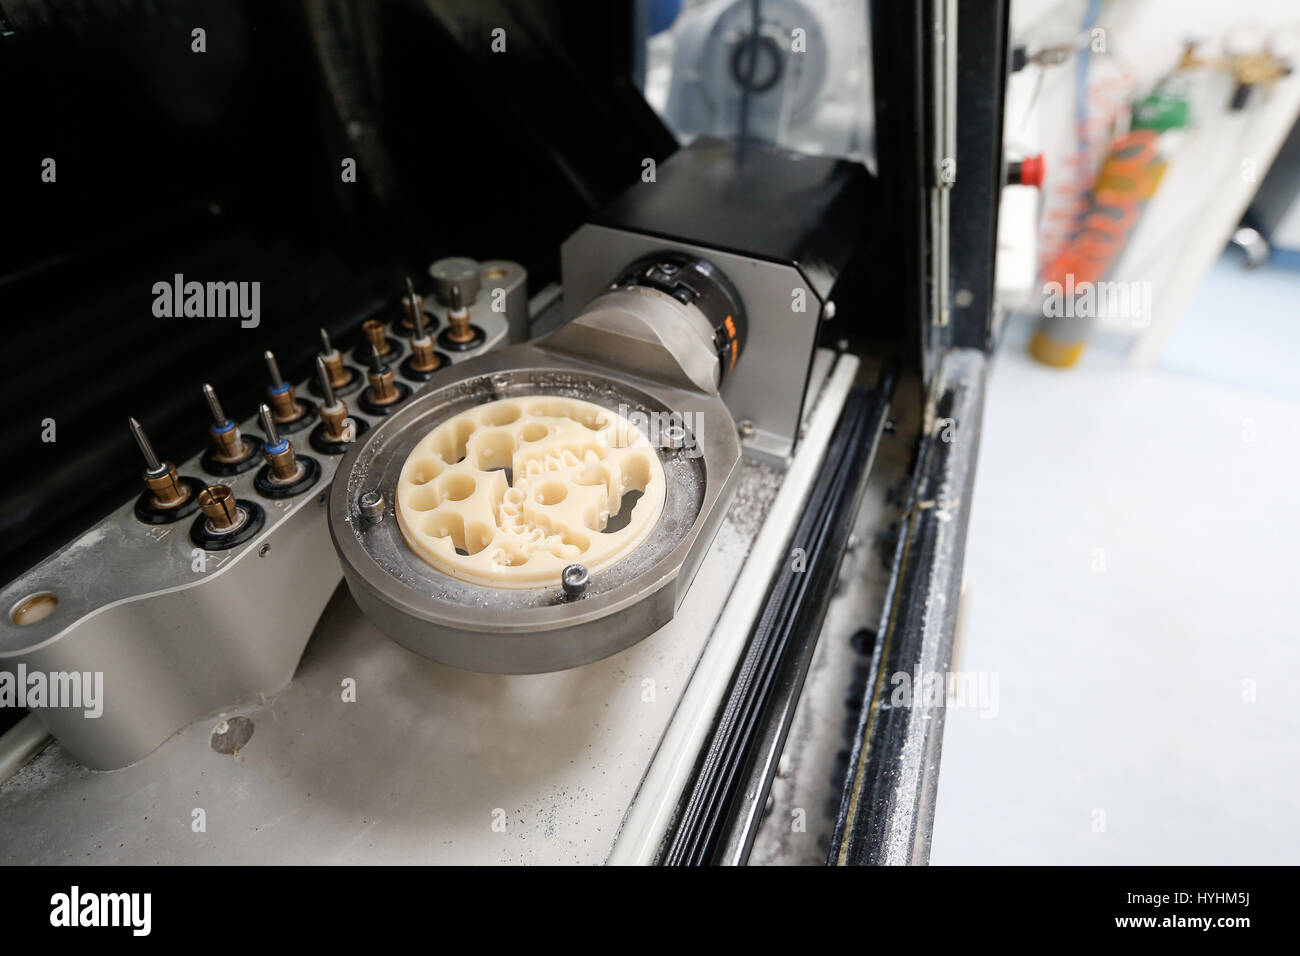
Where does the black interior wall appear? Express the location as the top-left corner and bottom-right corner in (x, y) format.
(0, 0), (677, 584)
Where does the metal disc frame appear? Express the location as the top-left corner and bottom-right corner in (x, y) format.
(328, 344), (742, 673)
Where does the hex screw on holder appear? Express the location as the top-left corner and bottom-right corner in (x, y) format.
(561, 564), (589, 599)
(359, 491), (386, 524)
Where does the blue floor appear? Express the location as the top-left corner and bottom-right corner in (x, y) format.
(1156, 255), (1300, 403)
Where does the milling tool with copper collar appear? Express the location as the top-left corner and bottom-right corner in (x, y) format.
(400, 277), (450, 382)
(189, 482), (266, 550)
(129, 417), (203, 524)
(254, 403), (320, 498)
(309, 354), (370, 455)
(352, 317), (400, 364)
(263, 350), (318, 434)
(311, 328), (361, 398)
(437, 285), (485, 352)
(357, 344), (411, 416)
(394, 276), (438, 338)
(199, 383), (262, 476)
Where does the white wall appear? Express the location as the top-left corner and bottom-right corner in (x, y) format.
(1004, 0), (1300, 360)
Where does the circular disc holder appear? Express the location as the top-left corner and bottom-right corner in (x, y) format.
(329, 350), (742, 674)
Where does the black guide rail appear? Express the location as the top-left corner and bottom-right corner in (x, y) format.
(829, 348), (987, 866)
(659, 361), (898, 866)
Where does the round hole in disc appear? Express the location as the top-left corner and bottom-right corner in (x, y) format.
(440, 473), (476, 501)
(405, 485), (442, 512)
(536, 482), (568, 506)
(408, 458), (443, 485)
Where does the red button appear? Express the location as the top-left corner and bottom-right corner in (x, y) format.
(1018, 153), (1046, 187)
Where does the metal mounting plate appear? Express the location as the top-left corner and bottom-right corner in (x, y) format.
(329, 345), (743, 674)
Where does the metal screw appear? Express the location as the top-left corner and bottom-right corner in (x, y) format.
(490, 373), (510, 397)
(561, 564), (589, 599)
(404, 276), (426, 339)
(822, 300), (837, 320)
(359, 491), (385, 524)
(315, 355), (337, 408)
(127, 417), (165, 476)
(738, 419), (757, 440)
(202, 383), (230, 428)
(258, 404), (283, 450)
(258, 544), (271, 558)
(264, 350), (286, 391)
(662, 423), (685, 450)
